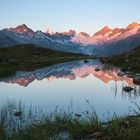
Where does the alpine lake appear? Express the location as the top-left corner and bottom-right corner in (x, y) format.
(0, 59), (139, 120)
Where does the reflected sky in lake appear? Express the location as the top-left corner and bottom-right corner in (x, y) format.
(0, 59), (140, 119)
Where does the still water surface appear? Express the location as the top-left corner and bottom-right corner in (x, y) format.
(0, 59), (140, 119)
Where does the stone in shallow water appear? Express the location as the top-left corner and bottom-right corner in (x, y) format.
(95, 67), (100, 72)
(123, 86), (134, 92)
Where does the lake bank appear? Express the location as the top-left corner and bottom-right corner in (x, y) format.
(0, 101), (140, 140)
(0, 44), (94, 77)
(101, 46), (140, 74)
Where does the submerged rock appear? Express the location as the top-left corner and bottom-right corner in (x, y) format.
(123, 86), (134, 92)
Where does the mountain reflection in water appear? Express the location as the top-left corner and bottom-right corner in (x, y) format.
(0, 59), (134, 87)
(0, 59), (140, 119)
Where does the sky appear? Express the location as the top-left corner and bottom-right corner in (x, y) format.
(0, 0), (140, 35)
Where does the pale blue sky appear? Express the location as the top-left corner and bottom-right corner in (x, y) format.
(0, 0), (140, 35)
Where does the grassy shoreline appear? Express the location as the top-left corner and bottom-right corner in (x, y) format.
(0, 44), (94, 77)
(0, 101), (140, 140)
(101, 46), (140, 73)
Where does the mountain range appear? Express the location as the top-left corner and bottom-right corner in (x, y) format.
(0, 22), (140, 56)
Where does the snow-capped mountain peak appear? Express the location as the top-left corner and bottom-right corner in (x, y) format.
(126, 22), (140, 30)
(46, 28), (54, 35)
(6, 24), (34, 35)
(62, 30), (76, 36)
(94, 26), (112, 36)
(79, 32), (90, 37)
(108, 28), (123, 37)
(72, 32), (93, 45)
(114, 22), (140, 40)
(91, 22), (140, 45)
